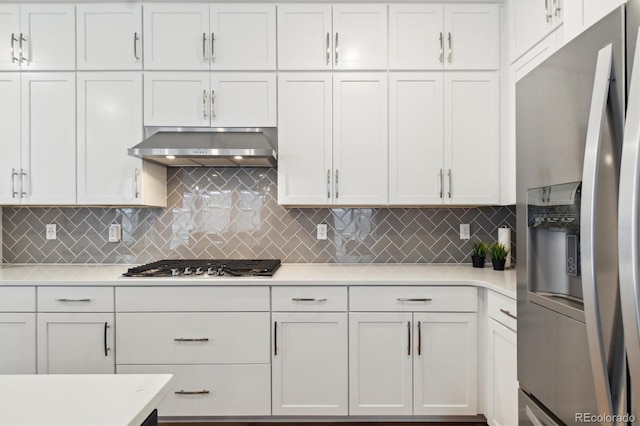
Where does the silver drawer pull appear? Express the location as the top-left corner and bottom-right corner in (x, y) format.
(56, 298), (91, 302)
(500, 308), (517, 320)
(175, 389), (210, 395)
(397, 298), (432, 302)
(174, 338), (209, 342)
(292, 297), (327, 302)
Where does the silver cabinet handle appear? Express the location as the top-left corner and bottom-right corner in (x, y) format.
(407, 321), (411, 356)
(133, 32), (139, 62)
(202, 32), (207, 61)
(274, 321), (278, 356)
(19, 33), (26, 63)
(439, 169), (443, 198)
(448, 169), (452, 198)
(334, 32), (339, 65)
(500, 308), (517, 320)
(56, 298), (92, 302)
(335, 169), (339, 199)
(326, 32), (330, 65)
(104, 323), (110, 356)
(211, 32), (215, 62)
(134, 169), (140, 198)
(545, 0), (552, 23)
(10, 33), (17, 63)
(202, 90), (207, 118)
(292, 297), (327, 302)
(447, 32), (452, 64)
(327, 169), (331, 199)
(211, 90), (216, 119)
(175, 390), (210, 395)
(174, 338), (209, 342)
(553, 0), (561, 16)
(439, 32), (443, 63)
(20, 169), (26, 198)
(397, 298), (432, 302)
(417, 321), (422, 356)
(11, 169), (17, 198)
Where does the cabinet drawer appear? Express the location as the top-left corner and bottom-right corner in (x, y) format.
(488, 291), (517, 331)
(272, 286), (347, 311)
(116, 312), (270, 364)
(0, 287), (36, 312)
(38, 287), (114, 312)
(116, 286), (269, 312)
(117, 364), (271, 416)
(349, 286), (477, 312)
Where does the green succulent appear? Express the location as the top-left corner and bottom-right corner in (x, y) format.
(489, 242), (510, 260)
(472, 241), (489, 258)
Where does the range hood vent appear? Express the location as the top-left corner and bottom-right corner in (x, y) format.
(128, 127), (277, 167)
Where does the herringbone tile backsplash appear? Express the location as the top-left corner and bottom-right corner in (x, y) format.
(2, 168), (516, 264)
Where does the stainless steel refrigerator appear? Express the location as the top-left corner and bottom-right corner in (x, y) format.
(517, 2), (640, 424)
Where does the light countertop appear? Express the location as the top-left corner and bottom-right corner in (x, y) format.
(0, 373), (172, 426)
(0, 263), (516, 298)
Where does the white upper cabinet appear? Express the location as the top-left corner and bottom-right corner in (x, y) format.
(511, 0), (563, 61)
(144, 72), (210, 126)
(389, 4), (499, 70)
(143, 3), (275, 71)
(333, 4), (387, 70)
(0, 73), (21, 205)
(0, 4), (75, 71)
(210, 73), (277, 127)
(210, 4), (276, 70)
(76, 4), (142, 70)
(277, 4), (333, 70)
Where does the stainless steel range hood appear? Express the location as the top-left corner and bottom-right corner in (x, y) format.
(128, 127), (277, 167)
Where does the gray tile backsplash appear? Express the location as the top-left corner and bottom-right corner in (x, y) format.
(2, 168), (516, 264)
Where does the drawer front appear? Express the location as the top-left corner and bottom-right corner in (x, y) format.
(116, 286), (269, 312)
(349, 286), (477, 312)
(116, 364), (271, 417)
(488, 290), (517, 331)
(0, 287), (36, 312)
(116, 312), (270, 364)
(272, 286), (347, 311)
(38, 287), (114, 312)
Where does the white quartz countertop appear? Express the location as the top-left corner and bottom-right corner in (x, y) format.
(0, 373), (172, 426)
(0, 263), (516, 298)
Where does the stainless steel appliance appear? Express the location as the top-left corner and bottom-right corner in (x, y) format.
(517, 2), (640, 424)
(122, 259), (281, 278)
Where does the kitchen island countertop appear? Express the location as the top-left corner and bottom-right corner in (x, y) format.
(0, 263), (516, 298)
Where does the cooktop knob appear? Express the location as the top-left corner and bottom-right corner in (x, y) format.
(184, 267), (192, 275)
(171, 268), (180, 277)
(206, 267), (215, 275)
(216, 266), (225, 276)
(195, 267), (204, 275)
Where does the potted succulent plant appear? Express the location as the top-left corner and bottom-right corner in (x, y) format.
(489, 242), (510, 271)
(471, 241), (489, 268)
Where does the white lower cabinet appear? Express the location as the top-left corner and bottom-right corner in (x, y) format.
(272, 312), (348, 415)
(0, 287), (36, 374)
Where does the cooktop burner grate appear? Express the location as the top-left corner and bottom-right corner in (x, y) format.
(122, 259), (281, 277)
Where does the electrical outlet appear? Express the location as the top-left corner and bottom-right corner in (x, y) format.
(108, 224), (122, 243)
(460, 224), (470, 240)
(46, 224), (57, 240)
(317, 224), (328, 240)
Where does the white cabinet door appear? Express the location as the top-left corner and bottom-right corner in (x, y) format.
(413, 312), (478, 415)
(512, 0), (562, 61)
(487, 319), (518, 426)
(19, 4), (75, 71)
(278, 73), (333, 205)
(389, 73), (444, 205)
(210, 72), (276, 127)
(349, 313), (413, 415)
(76, 4), (142, 70)
(37, 313), (115, 374)
(0, 313), (36, 374)
(143, 72), (210, 126)
(272, 313), (348, 415)
(444, 72), (499, 205)
(389, 4), (443, 70)
(0, 73), (21, 204)
(277, 4), (332, 71)
(0, 5), (20, 71)
(143, 4), (210, 70)
(77, 73), (145, 205)
(21, 73), (76, 205)
(332, 4), (387, 70)
(210, 4), (276, 70)
(333, 73), (388, 205)
(444, 4), (499, 70)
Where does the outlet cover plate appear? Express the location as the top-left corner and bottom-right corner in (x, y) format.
(46, 224), (57, 240)
(460, 224), (470, 240)
(317, 224), (328, 240)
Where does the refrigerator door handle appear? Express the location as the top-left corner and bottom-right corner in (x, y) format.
(618, 31), (640, 422)
(581, 43), (616, 420)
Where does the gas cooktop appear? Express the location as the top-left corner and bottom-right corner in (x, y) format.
(122, 259), (281, 278)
